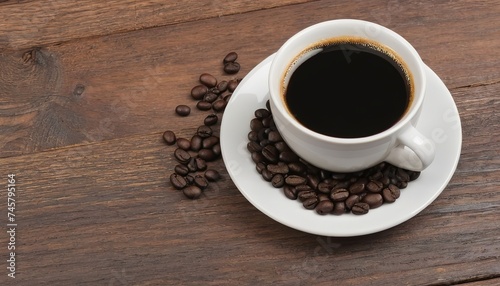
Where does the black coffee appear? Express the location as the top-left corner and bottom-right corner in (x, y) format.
(284, 40), (412, 138)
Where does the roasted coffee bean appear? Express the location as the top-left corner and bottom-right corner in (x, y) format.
(194, 175), (209, 189)
(223, 94), (232, 102)
(259, 139), (271, 148)
(209, 87), (221, 95)
(203, 92), (219, 103)
(247, 141), (262, 153)
(197, 125), (213, 138)
(363, 193), (383, 209)
(288, 162), (307, 174)
(279, 151), (298, 163)
(302, 197), (319, 210)
(212, 144), (221, 157)
(195, 158), (207, 171)
(174, 164), (189, 176)
(227, 79), (239, 92)
(306, 174), (320, 190)
(366, 180), (384, 193)
(248, 131), (259, 142)
(380, 175), (391, 187)
(330, 188), (349, 202)
(318, 194), (330, 202)
(408, 171), (421, 181)
(175, 105), (191, 116)
(257, 128), (268, 141)
(176, 138), (191, 151)
(345, 195), (360, 210)
(349, 179), (366, 194)
(190, 135), (203, 151)
(317, 182), (333, 194)
(202, 136), (219, 149)
(332, 202), (346, 215)
(224, 62), (240, 74)
(262, 117), (274, 128)
(274, 141), (289, 152)
(298, 190), (317, 202)
(250, 118), (264, 132)
(267, 162), (289, 174)
(251, 152), (265, 164)
(162, 130), (176, 145)
(396, 168), (410, 182)
(331, 173), (347, 180)
(397, 181), (408, 189)
(254, 108), (271, 119)
(170, 173), (187, 190)
(217, 80), (228, 93)
(191, 85), (208, 100)
(262, 145), (279, 163)
(200, 73), (217, 87)
(261, 169), (273, 182)
(183, 185), (202, 199)
(198, 148), (217, 161)
(319, 170), (332, 181)
(204, 114), (218, 126)
(187, 157), (198, 172)
(283, 185), (298, 200)
(382, 184), (400, 203)
(285, 175), (307, 186)
(196, 100), (212, 111)
(223, 51), (238, 63)
(256, 162), (266, 174)
(185, 175), (195, 185)
(267, 131), (283, 142)
(351, 202), (370, 215)
(204, 169), (221, 181)
(174, 148), (191, 164)
(316, 200), (334, 215)
(296, 184), (312, 193)
(212, 99), (226, 112)
(271, 174), (285, 188)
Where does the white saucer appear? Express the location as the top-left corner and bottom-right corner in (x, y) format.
(220, 54), (462, 237)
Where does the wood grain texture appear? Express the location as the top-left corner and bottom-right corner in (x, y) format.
(0, 0), (499, 285)
(0, 0), (314, 50)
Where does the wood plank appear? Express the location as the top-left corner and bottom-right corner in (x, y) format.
(0, 0), (314, 50)
(0, 0), (499, 159)
(0, 126), (498, 285)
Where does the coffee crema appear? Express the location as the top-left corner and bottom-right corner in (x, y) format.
(283, 37), (414, 138)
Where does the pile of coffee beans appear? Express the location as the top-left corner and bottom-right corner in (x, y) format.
(164, 52), (241, 199)
(247, 100), (421, 215)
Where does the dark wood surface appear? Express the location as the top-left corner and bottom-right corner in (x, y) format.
(0, 0), (499, 285)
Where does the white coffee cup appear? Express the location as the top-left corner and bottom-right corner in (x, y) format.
(268, 19), (435, 172)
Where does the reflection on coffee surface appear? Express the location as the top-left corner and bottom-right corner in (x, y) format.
(284, 38), (413, 138)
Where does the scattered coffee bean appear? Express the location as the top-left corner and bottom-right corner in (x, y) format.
(345, 195), (360, 210)
(271, 174), (285, 188)
(217, 80), (228, 93)
(351, 202), (370, 215)
(174, 148), (191, 164)
(332, 202), (346, 215)
(195, 158), (207, 171)
(183, 185), (202, 199)
(197, 125), (213, 138)
(204, 114), (218, 126)
(191, 85), (208, 100)
(212, 99), (226, 112)
(284, 185), (298, 200)
(262, 145), (279, 163)
(363, 193), (383, 209)
(176, 138), (191, 151)
(198, 148), (217, 161)
(174, 164), (189, 176)
(224, 62), (240, 74)
(187, 157), (198, 173)
(200, 73), (217, 87)
(303, 197), (319, 210)
(190, 135), (203, 151)
(202, 136), (219, 149)
(285, 175), (307, 186)
(204, 92), (218, 103)
(382, 184), (400, 203)
(316, 200), (334, 215)
(175, 105), (191, 116)
(205, 169), (221, 181)
(194, 175), (209, 189)
(267, 162), (289, 174)
(223, 51), (238, 64)
(227, 79), (239, 92)
(212, 144), (221, 157)
(170, 173), (187, 190)
(366, 180), (384, 193)
(196, 100), (212, 111)
(254, 108), (271, 119)
(163, 130), (176, 145)
(330, 188), (349, 202)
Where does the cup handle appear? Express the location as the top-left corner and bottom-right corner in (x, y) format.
(385, 125), (435, 171)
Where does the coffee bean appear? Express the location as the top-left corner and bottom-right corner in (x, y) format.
(162, 130), (176, 145)
(187, 157), (198, 173)
(170, 173), (187, 190)
(271, 174), (285, 188)
(316, 200), (334, 215)
(247, 141), (262, 153)
(279, 151), (299, 163)
(202, 136), (219, 149)
(217, 80), (228, 93)
(197, 125), (213, 138)
(262, 117), (274, 128)
(183, 185), (202, 199)
(212, 144), (221, 157)
(212, 99), (226, 112)
(345, 195), (360, 210)
(196, 100), (212, 111)
(174, 164), (189, 176)
(298, 190), (317, 202)
(248, 131), (259, 142)
(195, 158), (207, 171)
(250, 118), (264, 132)
(408, 171), (421, 181)
(256, 162), (266, 174)
(204, 92), (218, 103)
(254, 108), (271, 119)
(194, 175), (209, 189)
(332, 202), (346, 215)
(224, 62), (240, 74)
(317, 182), (333, 194)
(198, 148), (217, 161)
(349, 180), (366, 194)
(176, 138), (191, 151)
(284, 185), (298, 200)
(397, 181), (408, 189)
(331, 173), (347, 180)
(285, 175), (307, 186)
(366, 180), (384, 193)
(261, 169), (273, 182)
(175, 105), (191, 116)
(288, 162), (307, 175)
(223, 51), (238, 63)
(382, 184), (400, 203)
(191, 85), (208, 100)
(185, 175), (194, 185)
(251, 152), (265, 164)
(306, 174), (320, 190)
(190, 135), (203, 151)
(204, 114), (218, 126)
(268, 131), (283, 142)
(200, 73), (217, 87)
(302, 197), (319, 210)
(174, 148), (191, 164)
(369, 171), (383, 181)
(362, 193), (383, 209)
(267, 162), (289, 174)
(330, 188), (349, 202)
(380, 175), (391, 187)
(227, 79), (239, 92)
(396, 168), (410, 182)
(209, 87), (221, 95)
(223, 94), (232, 102)
(262, 145), (279, 163)
(204, 169), (221, 181)
(351, 202), (370, 215)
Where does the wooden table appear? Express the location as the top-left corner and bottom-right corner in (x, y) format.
(1, 0), (499, 285)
